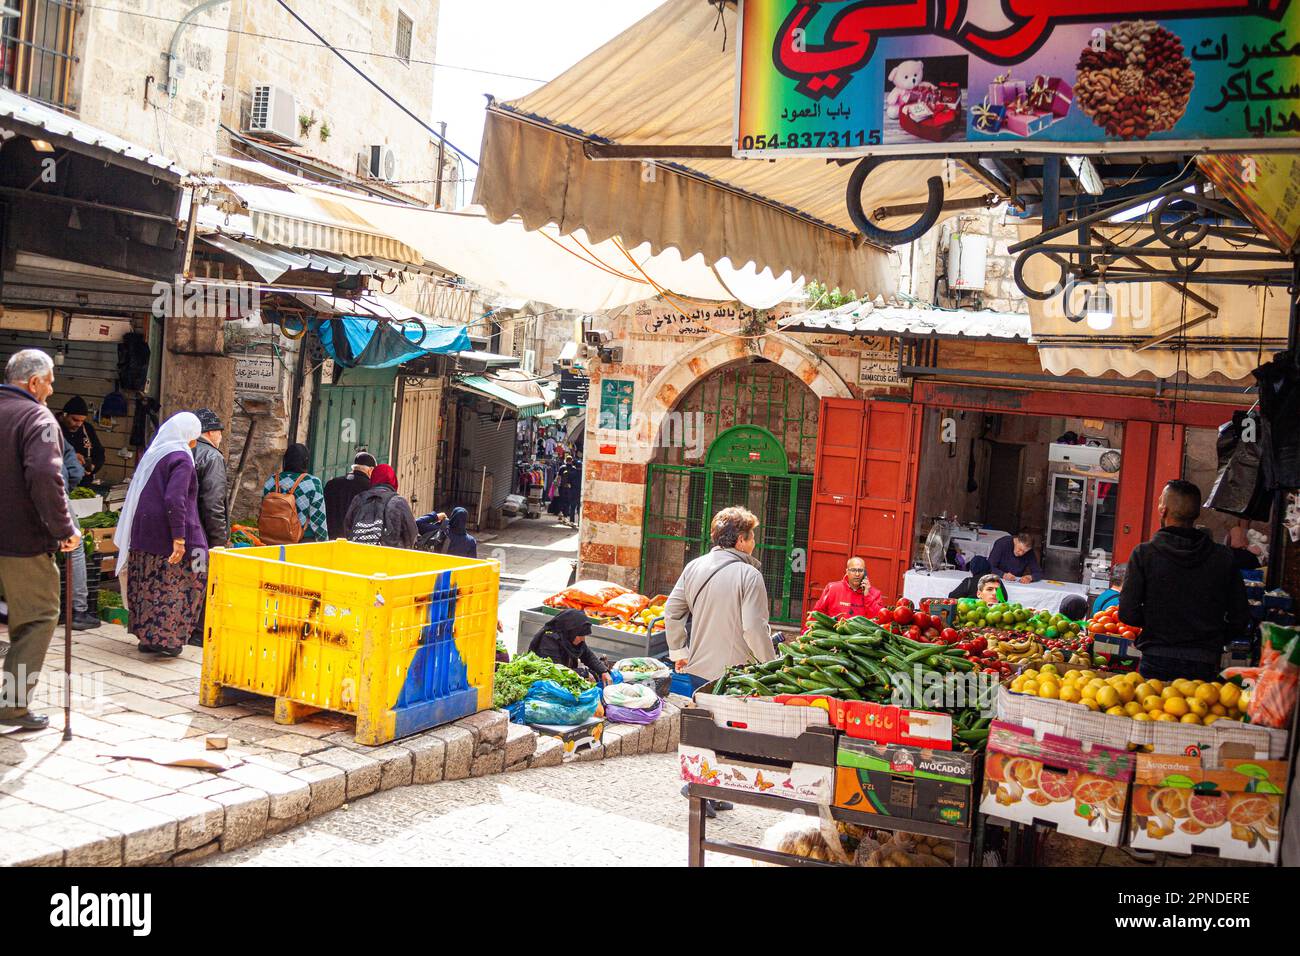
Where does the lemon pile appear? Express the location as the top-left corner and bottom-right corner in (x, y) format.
(1009, 665), (1247, 725)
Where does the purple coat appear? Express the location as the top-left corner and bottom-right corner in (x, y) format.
(129, 450), (207, 558)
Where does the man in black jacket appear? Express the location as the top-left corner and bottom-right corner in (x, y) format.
(324, 452), (375, 539)
(192, 409), (228, 548)
(58, 395), (104, 486)
(1119, 480), (1249, 682)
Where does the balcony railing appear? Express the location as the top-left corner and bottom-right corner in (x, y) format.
(1, 0), (80, 111)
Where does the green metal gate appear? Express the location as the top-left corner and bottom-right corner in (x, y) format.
(641, 425), (811, 624)
(309, 370), (396, 481)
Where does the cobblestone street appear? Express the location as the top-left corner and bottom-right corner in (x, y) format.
(202, 752), (778, 867)
(484, 516), (580, 655)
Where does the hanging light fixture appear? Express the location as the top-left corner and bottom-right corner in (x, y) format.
(1083, 285), (1114, 330)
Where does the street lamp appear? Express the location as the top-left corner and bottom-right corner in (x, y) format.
(1083, 285), (1114, 331)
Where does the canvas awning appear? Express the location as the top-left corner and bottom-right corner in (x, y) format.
(780, 302), (1032, 340)
(454, 375), (546, 417)
(1021, 227), (1292, 380)
(473, 0), (991, 295)
(214, 157), (802, 310)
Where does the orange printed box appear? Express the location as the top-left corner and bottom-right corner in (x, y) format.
(1128, 753), (1286, 864)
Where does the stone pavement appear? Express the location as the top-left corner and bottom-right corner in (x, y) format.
(202, 752), (775, 867)
(481, 516), (579, 655)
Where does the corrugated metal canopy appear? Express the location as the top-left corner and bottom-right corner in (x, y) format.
(0, 88), (185, 179)
(475, 0), (990, 294)
(781, 302), (1032, 340)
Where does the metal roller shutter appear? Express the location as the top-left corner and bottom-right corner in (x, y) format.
(460, 404), (518, 522)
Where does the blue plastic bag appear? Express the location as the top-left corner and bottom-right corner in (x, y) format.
(521, 679), (601, 726)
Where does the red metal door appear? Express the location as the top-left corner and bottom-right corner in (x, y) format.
(804, 399), (921, 616)
(1113, 421), (1186, 565)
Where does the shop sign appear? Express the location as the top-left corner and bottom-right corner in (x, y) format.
(1200, 152), (1300, 250)
(597, 379), (635, 430)
(735, 0), (1300, 158)
(629, 300), (800, 338)
(858, 351), (904, 386)
(559, 370), (591, 405)
(234, 354), (281, 397)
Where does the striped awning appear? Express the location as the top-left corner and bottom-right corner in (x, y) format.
(454, 375), (546, 418)
(221, 182), (424, 265)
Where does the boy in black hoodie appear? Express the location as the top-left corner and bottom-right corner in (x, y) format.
(1119, 480), (1248, 681)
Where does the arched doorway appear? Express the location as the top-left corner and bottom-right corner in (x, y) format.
(640, 359), (818, 624)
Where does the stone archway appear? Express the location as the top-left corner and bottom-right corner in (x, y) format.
(625, 332), (853, 463)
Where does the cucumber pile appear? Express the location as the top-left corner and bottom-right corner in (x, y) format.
(713, 611), (994, 750)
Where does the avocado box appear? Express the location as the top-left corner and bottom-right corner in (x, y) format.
(1128, 752), (1286, 864)
(833, 737), (979, 827)
(980, 720), (1134, 847)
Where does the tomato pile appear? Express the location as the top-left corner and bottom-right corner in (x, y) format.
(1088, 605), (1140, 642)
(870, 599), (1013, 678)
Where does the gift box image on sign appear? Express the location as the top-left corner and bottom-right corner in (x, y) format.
(883, 53), (968, 146)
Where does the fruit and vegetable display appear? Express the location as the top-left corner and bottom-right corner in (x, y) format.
(78, 511), (119, 529)
(492, 652), (592, 709)
(714, 612), (994, 750)
(852, 829), (956, 867)
(757, 817), (957, 867)
(1008, 665), (1250, 724)
(69, 486), (98, 500)
(543, 581), (665, 632)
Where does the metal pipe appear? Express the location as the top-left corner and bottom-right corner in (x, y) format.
(1009, 174), (1198, 253)
(166, 0), (231, 97)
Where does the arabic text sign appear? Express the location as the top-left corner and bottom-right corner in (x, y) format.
(736, 0), (1300, 156)
(234, 355), (280, 397)
(629, 301), (799, 338)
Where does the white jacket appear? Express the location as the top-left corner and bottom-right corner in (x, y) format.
(664, 546), (776, 682)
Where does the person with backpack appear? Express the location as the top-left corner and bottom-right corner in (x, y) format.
(259, 444), (327, 544)
(324, 451), (375, 539)
(343, 464), (417, 548)
(415, 505), (478, 558)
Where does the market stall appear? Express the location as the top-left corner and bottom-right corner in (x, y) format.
(676, 585), (1298, 867)
(903, 569), (1088, 614)
(516, 581), (669, 662)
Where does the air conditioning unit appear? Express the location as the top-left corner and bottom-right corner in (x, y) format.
(360, 145), (398, 181)
(246, 85), (299, 144)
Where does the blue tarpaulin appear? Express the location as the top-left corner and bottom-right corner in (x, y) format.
(314, 316), (470, 369)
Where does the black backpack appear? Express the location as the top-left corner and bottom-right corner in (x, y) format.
(347, 491), (403, 547)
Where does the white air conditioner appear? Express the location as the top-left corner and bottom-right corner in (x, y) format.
(361, 145), (398, 181)
(246, 85), (299, 144)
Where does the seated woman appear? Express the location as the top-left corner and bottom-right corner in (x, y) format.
(528, 608), (612, 685)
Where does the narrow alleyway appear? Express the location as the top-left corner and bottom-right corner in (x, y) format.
(483, 515), (580, 655)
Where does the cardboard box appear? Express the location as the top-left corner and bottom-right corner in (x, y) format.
(843, 701), (953, 749)
(834, 737), (978, 827)
(70, 496), (104, 519)
(980, 720), (1134, 846)
(1128, 753), (1286, 863)
(775, 693), (848, 730)
(681, 744), (835, 804)
(89, 527), (118, 555)
(995, 685), (1290, 759)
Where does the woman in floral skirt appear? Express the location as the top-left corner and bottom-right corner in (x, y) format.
(113, 412), (208, 657)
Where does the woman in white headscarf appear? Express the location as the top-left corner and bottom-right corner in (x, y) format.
(113, 412), (207, 657)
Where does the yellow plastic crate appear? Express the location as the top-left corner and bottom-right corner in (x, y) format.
(199, 541), (498, 745)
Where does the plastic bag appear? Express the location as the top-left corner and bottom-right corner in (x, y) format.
(605, 699), (663, 724)
(603, 682), (659, 710)
(1249, 623), (1300, 728)
(613, 656), (671, 686)
(549, 580), (630, 609)
(521, 679), (602, 726)
(600, 592), (650, 620)
(754, 808), (853, 867)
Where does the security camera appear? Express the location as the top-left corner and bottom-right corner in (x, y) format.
(583, 328), (612, 347)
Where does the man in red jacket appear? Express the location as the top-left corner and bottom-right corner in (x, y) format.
(810, 557), (885, 621)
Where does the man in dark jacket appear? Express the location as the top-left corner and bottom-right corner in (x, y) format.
(0, 350), (81, 731)
(58, 395), (104, 487)
(324, 451), (375, 539)
(192, 409), (229, 547)
(988, 531), (1044, 582)
(1120, 480), (1249, 682)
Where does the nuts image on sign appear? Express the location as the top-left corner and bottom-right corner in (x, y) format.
(1074, 20), (1194, 139)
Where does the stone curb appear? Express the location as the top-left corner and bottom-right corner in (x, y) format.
(2, 704), (681, 867)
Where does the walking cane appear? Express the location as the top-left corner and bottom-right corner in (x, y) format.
(63, 549), (73, 741)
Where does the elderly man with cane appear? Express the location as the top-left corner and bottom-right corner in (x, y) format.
(0, 350), (81, 733)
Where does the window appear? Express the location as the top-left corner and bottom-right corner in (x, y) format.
(1, 0), (80, 110)
(395, 10), (413, 65)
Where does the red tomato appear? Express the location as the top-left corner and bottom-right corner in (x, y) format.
(897, 598), (914, 610)
(892, 606), (914, 625)
(876, 608), (894, 625)
(913, 612), (931, 630)
(941, 627), (958, 642)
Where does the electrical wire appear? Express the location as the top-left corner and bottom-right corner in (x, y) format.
(271, 0), (478, 165)
(83, 3), (549, 82)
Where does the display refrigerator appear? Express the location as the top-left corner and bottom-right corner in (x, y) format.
(1044, 473), (1119, 582)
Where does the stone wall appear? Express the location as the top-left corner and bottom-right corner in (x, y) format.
(576, 301), (899, 589)
(900, 206), (1030, 314)
(73, 0), (230, 175)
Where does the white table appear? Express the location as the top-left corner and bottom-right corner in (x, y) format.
(902, 569), (1088, 614)
(949, 528), (1009, 563)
